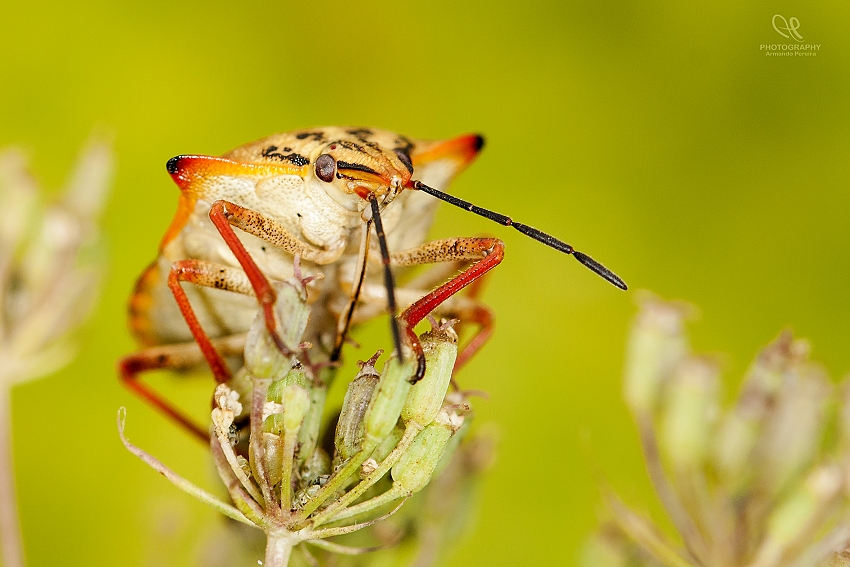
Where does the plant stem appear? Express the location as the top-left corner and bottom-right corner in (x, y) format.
(0, 385), (25, 567)
(310, 425), (420, 528)
(264, 531), (294, 567)
(326, 484), (405, 524)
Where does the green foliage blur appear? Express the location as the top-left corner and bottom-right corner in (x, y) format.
(1, 0), (847, 565)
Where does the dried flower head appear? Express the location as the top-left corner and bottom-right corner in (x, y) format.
(0, 138), (111, 386)
(587, 294), (850, 567)
(0, 139), (112, 567)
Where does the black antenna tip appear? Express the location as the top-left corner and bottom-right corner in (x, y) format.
(573, 251), (628, 290)
(473, 134), (485, 151)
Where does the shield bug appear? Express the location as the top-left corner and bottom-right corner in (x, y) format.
(119, 127), (626, 440)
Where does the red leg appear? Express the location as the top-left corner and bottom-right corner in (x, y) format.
(452, 303), (494, 372)
(395, 237), (505, 381)
(167, 259), (254, 383)
(453, 259), (495, 371)
(208, 200), (304, 358)
(118, 334), (246, 442)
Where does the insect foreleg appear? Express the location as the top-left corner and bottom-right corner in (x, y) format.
(208, 200), (343, 361)
(118, 334), (247, 442)
(351, 281), (494, 375)
(389, 237), (505, 381)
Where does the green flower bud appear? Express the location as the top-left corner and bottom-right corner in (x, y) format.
(754, 465), (842, 567)
(244, 320), (288, 380)
(391, 412), (461, 494)
(755, 363), (831, 496)
(433, 412), (472, 478)
(295, 383), (326, 471)
(715, 334), (814, 494)
(282, 384), (310, 433)
(266, 367), (310, 402)
(263, 412), (285, 435)
(402, 329), (458, 428)
(243, 280), (310, 378)
(334, 363), (380, 465)
(624, 296), (689, 415)
(364, 357), (416, 445)
(661, 356), (718, 470)
(251, 432), (283, 487)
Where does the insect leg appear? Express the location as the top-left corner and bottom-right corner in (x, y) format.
(167, 259), (255, 383)
(118, 334), (247, 442)
(353, 281), (493, 376)
(208, 200), (342, 358)
(391, 237), (505, 381)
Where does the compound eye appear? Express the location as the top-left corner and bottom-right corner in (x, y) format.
(394, 148), (413, 173)
(315, 153), (336, 182)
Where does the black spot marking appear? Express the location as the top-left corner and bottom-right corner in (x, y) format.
(261, 246), (266, 252)
(336, 160), (378, 175)
(395, 136), (414, 152)
(295, 131), (326, 141)
(296, 213), (302, 218)
(262, 146), (310, 166)
(166, 156), (182, 174)
(334, 140), (365, 152)
(286, 154), (310, 166)
(347, 128), (374, 137)
(473, 134), (485, 151)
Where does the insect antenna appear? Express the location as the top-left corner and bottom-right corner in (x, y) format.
(368, 194), (406, 362)
(411, 181), (628, 290)
(331, 219), (372, 362)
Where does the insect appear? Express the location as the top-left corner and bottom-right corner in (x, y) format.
(119, 127), (626, 440)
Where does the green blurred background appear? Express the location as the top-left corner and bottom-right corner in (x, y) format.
(1, 0), (848, 565)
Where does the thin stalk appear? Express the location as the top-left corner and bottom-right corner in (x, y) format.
(325, 484), (406, 524)
(280, 427), (299, 512)
(212, 418), (265, 505)
(0, 385), (24, 567)
(251, 378), (279, 517)
(119, 409), (254, 527)
(264, 531), (295, 567)
(289, 440), (376, 523)
(636, 413), (709, 566)
(309, 425), (420, 528)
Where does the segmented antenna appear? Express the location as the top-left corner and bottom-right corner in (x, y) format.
(412, 181), (627, 290)
(369, 194), (406, 361)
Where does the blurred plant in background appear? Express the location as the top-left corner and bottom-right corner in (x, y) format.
(585, 295), (850, 567)
(0, 140), (112, 566)
(119, 275), (493, 567)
